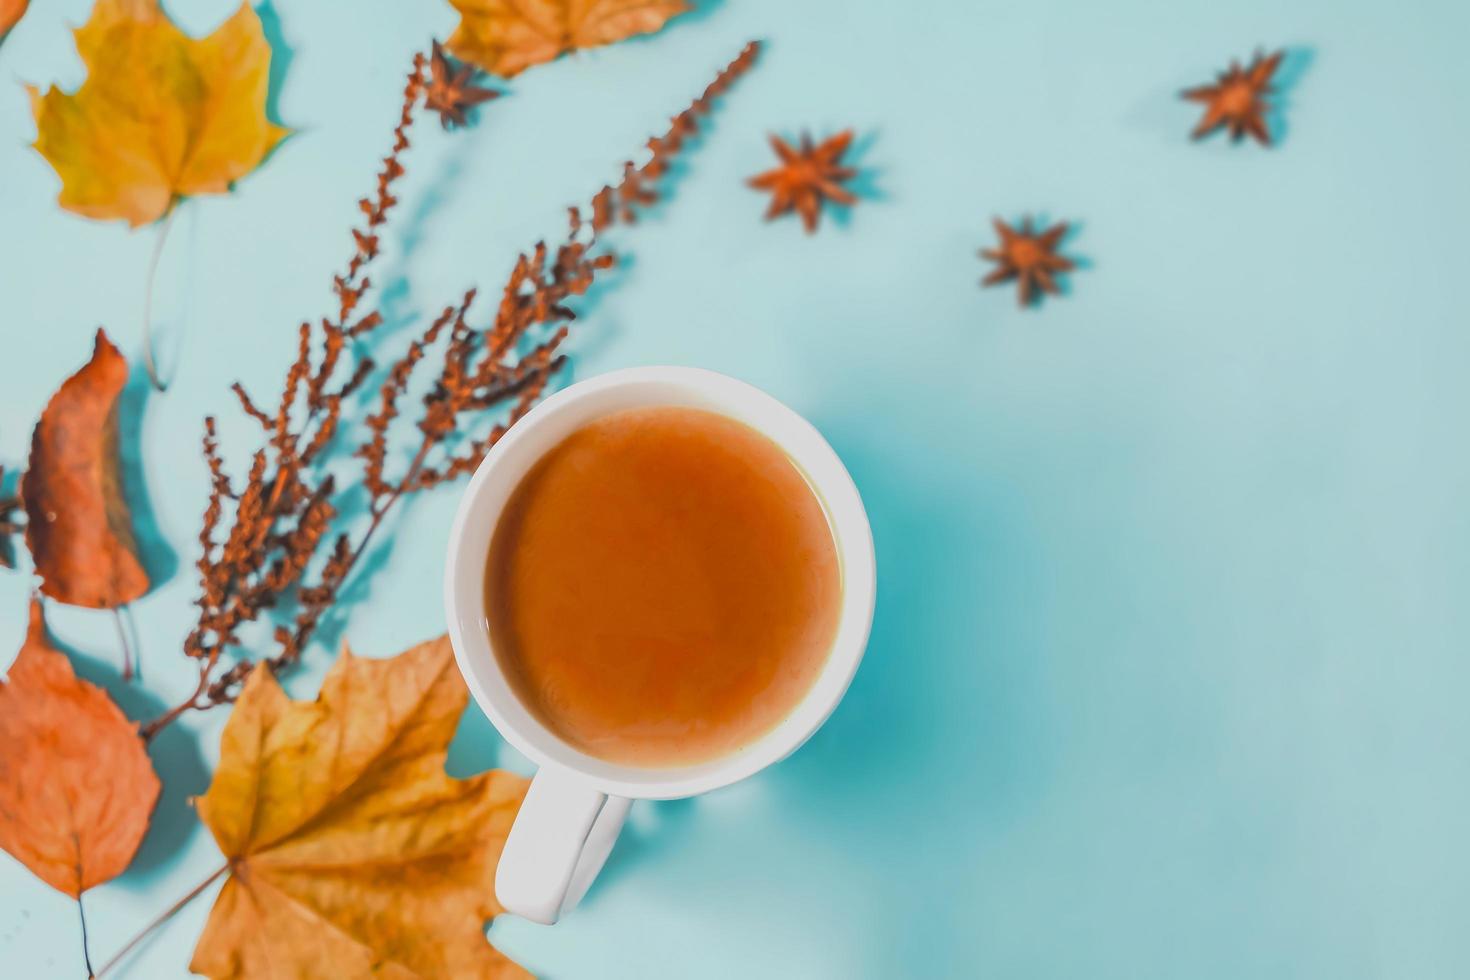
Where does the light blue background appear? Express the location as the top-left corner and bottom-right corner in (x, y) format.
(3, 0), (1469, 976)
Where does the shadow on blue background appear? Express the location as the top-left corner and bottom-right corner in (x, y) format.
(589, 797), (698, 901)
(1056, 217), (1090, 299)
(1266, 46), (1316, 145)
(119, 368), (178, 597)
(50, 614), (209, 876)
(678, 0), (726, 28)
(767, 420), (1049, 824)
(0, 466), (18, 568)
(830, 128), (884, 229)
(257, 0), (295, 134)
(601, 44), (743, 230)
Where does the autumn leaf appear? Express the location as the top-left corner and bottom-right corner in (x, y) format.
(23, 329), (150, 610)
(446, 0), (689, 78)
(27, 0), (287, 227)
(1, 0), (29, 43)
(0, 598), (161, 897)
(191, 636), (531, 979)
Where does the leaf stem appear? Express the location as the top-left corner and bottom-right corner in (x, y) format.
(139, 694), (198, 743)
(78, 895), (95, 979)
(142, 203), (181, 392)
(93, 864), (228, 979)
(111, 606), (135, 682)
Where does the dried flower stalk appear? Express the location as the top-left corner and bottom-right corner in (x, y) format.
(141, 40), (762, 739)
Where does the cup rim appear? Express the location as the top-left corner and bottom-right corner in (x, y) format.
(443, 366), (876, 799)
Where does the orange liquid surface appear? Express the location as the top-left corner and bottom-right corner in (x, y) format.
(485, 406), (842, 767)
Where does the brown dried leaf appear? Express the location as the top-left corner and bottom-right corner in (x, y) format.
(0, 599), (160, 897)
(23, 329), (150, 608)
(446, 0), (689, 77)
(191, 636), (530, 979)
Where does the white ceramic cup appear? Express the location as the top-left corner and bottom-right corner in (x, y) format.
(444, 366), (876, 925)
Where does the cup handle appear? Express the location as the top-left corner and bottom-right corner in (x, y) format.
(495, 766), (631, 924)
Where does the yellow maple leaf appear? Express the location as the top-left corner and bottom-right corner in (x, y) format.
(191, 636), (531, 979)
(27, 0), (287, 227)
(446, 0), (690, 78)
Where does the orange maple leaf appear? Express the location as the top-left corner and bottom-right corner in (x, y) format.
(191, 636), (530, 979)
(1181, 49), (1283, 146)
(27, 0), (288, 227)
(446, 0), (689, 78)
(747, 131), (859, 234)
(23, 330), (150, 613)
(0, 599), (161, 899)
(979, 217), (1076, 307)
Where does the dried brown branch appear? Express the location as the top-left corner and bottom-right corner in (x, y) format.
(140, 40), (762, 739)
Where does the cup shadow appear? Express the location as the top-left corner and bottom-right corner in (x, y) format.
(762, 418), (1049, 839)
(581, 797), (698, 906)
(447, 698), (528, 778)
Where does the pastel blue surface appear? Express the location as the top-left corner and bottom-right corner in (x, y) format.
(3, 0), (1469, 976)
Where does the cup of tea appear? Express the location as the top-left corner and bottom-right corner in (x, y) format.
(444, 366), (876, 924)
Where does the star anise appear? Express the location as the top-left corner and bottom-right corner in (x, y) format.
(747, 130), (858, 233)
(424, 40), (498, 129)
(0, 465), (21, 569)
(979, 217), (1075, 307)
(1181, 49), (1283, 145)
